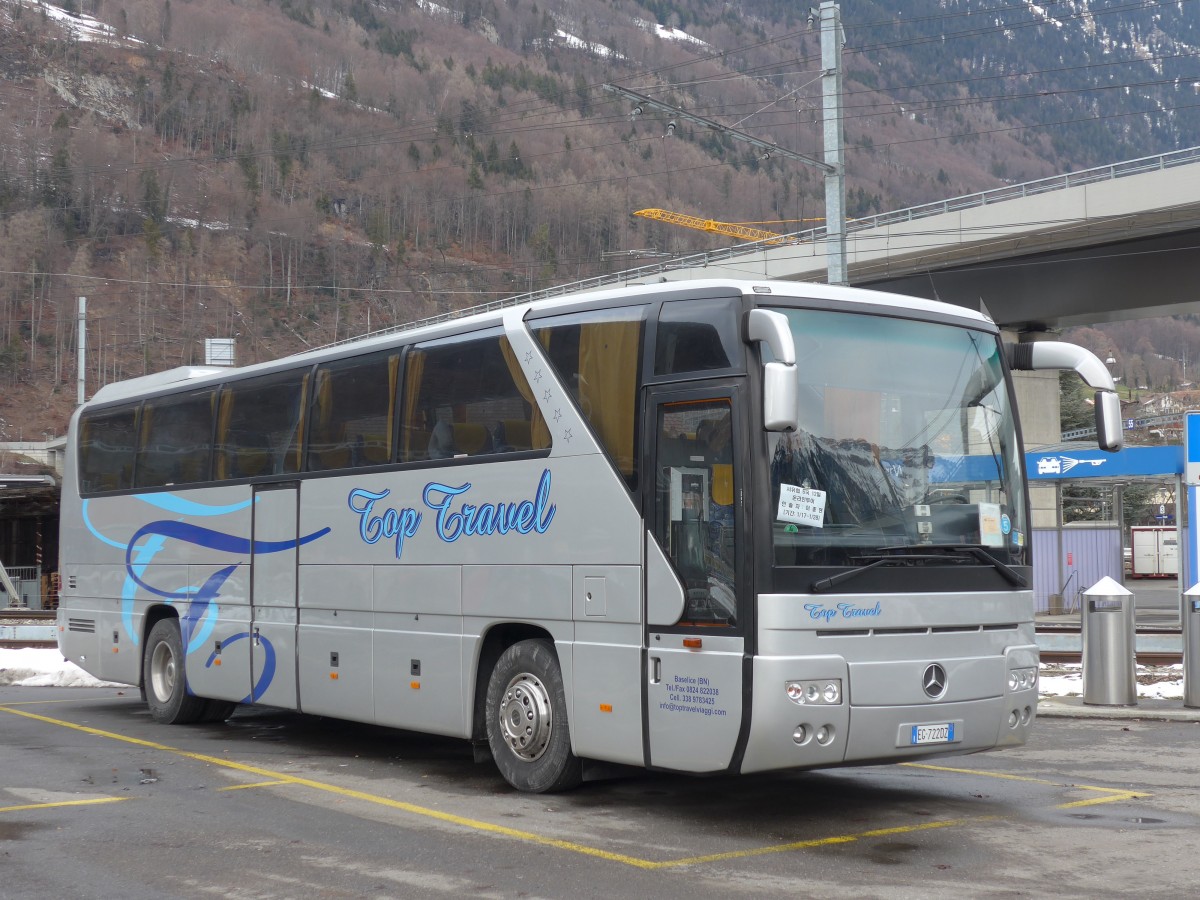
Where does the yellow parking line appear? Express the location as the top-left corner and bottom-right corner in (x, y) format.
(0, 705), (1148, 868)
(1, 797), (129, 814)
(903, 762), (1154, 807)
(655, 817), (997, 868)
(217, 781), (295, 792)
(904, 761), (1062, 785)
(0, 696), (126, 707)
(1058, 789), (1150, 808)
(0, 704), (661, 869)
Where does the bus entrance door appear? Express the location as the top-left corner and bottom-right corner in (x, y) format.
(249, 483), (300, 708)
(645, 392), (745, 773)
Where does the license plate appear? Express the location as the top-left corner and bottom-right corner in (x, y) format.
(911, 723), (955, 745)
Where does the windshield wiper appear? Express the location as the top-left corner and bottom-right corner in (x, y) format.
(878, 544), (1029, 588)
(809, 543), (1028, 594)
(806, 561), (926, 595)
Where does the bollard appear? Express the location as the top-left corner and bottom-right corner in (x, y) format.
(1185, 584), (1200, 709)
(1081, 577), (1137, 707)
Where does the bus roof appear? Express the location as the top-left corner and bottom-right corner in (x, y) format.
(83, 279), (994, 406)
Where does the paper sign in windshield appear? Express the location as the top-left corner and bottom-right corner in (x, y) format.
(978, 501), (1004, 548)
(778, 484), (826, 528)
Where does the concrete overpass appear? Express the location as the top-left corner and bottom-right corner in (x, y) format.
(659, 146), (1200, 332)
(490, 150), (1200, 508)
(504, 147), (1200, 334)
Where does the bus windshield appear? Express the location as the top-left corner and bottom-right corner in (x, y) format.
(767, 308), (1028, 570)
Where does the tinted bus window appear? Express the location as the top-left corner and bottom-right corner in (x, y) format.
(307, 351), (399, 471)
(215, 370), (309, 479)
(79, 407), (138, 493)
(532, 307), (645, 490)
(400, 333), (547, 463)
(135, 391), (215, 488)
(654, 297), (741, 376)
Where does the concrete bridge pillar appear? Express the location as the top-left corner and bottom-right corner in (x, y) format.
(1008, 330), (1063, 531)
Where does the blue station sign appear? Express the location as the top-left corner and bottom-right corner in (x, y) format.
(1025, 445), (1183, 480)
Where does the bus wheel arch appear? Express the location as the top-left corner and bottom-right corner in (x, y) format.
(471, 623), (554, 743)
(143, 615), (207, 725)
(484, 636), (582, 793)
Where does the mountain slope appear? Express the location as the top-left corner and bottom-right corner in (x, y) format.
(2, 0), (1200, 437)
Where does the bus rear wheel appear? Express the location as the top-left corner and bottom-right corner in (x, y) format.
(485, 639), (582, 793)
(143, 618), (207, 725)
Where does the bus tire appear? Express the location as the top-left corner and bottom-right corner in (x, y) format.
(143, 618), (207, 725)
(201, 700), (238, 722)
(485, 639), (582, 793)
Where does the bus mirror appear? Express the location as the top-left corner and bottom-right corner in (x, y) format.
(746, 309), (796, 365)
(1095, 390), (1123, 452)
(747, 309), (798, 432)
(1006, 340), (1122, 452)
(763, 362), (798, 432)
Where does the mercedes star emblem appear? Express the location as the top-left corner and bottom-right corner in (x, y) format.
(922, 663), (947, 698)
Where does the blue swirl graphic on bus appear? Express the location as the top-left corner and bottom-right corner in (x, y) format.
(204, 631), (275, 704)
(124, 519), (329, 672)
(83, 495), (259, 645)
(123, 520), (329, 598)
(84, 492), (330, 704)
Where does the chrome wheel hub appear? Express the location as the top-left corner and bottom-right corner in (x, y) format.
(150, 640), (176, 703)
(498, 672), (552, 762)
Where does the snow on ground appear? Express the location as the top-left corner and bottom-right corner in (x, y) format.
(6, 0), (142, 46)
(0, 647), (123, 688)
(1039, 663), (1184, 701)
(0, 648), (1186, 699)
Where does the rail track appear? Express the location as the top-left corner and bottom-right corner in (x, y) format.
(1039, 649), (1182, 666)
(0, 609), (57, 649)
(1036, 622), (1183, 666)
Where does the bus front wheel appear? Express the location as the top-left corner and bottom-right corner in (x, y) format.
(485, 639), (582, 793)
(143, 618), (207, 725)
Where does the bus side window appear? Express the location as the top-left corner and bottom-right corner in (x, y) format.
(654, 298), (741, 376)
(134, 391), (215, 489)
(399, 332), (547, 464)
(305, 350), (398, 472)
(657, 399), (737, 626)
(215, 369), (308, 479)
(531, 306), (646, 491)
(79, 407), (139, 493)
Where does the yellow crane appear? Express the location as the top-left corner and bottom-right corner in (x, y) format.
(633, 209), (821, 245)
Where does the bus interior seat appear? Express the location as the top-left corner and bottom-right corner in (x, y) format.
(176, 456), (207, 484)
(452, 422), (490, 455)
(402, 427), (431, 461)
(237, 449), (270, 477)
(315, 445), (352, 470)
(359, 433), (390, 465)
(502, 419), (531, 450)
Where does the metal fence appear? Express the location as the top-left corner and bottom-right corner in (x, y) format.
(1, 566), (44, 609)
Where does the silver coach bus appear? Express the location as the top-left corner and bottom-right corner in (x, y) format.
(57, 280), (1121, 792)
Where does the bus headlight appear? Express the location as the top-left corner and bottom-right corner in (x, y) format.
(1007, 667), (1036, 692)
(785, 679), (843, 705)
